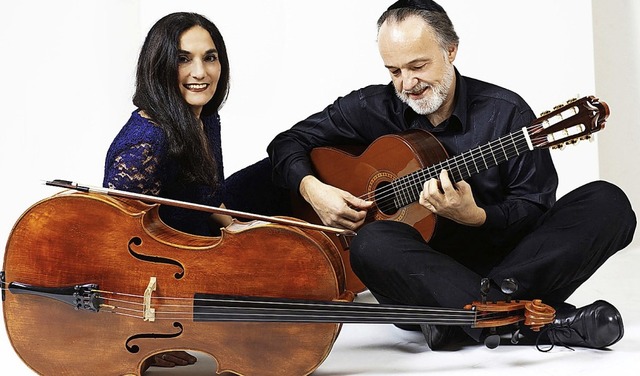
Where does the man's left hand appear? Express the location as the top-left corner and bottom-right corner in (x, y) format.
(419, 169), (486, 226)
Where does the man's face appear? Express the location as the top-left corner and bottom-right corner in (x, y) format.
(378, 15), (456, 116)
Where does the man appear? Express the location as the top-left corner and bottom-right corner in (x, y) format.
(267, 0), (636, 350)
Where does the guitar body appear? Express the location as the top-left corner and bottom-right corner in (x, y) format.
(293, 129), (449, 293)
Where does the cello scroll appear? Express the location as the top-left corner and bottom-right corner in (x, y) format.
(465, 299), (556, 331)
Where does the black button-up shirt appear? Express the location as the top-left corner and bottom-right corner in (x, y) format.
(268, 69), (558, 265)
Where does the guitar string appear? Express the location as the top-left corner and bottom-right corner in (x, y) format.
(364, 130), (530, 208)
(365, 118), (588, 214)
(363, 124), (562, 216)
(357, 127), (539, 215)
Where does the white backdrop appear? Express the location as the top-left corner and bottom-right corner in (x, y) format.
(0, 1), (600, 374)
(0, 0), (598, 247)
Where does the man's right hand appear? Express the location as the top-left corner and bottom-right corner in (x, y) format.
(299, 175), (373, 230)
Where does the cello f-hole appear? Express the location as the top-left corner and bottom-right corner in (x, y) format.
(128, 237), (185, 279)
(125, 322), (184, 353)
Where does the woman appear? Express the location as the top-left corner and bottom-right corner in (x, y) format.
(103, 12), (231, 371)
(104, 12), (231, 237)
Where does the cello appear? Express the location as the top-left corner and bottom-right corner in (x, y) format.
(2, 186), (555, 375)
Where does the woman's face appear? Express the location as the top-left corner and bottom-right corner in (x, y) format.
(177, 25), (221, 118)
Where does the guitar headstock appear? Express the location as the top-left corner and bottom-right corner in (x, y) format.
(528, 95), (609, 150)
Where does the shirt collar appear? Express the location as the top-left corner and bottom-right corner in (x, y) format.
(403, 67), (468, 133)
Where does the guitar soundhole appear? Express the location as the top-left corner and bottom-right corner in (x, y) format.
(374, 181), (398, 216)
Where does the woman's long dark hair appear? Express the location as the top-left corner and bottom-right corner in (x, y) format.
(133, 12), (230, 187)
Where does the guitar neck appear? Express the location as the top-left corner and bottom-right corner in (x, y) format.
(392, 127), (532, 208)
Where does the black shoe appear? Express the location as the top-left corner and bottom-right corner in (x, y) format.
(420, 324), (456, 350)
(538, 300), (624, 350)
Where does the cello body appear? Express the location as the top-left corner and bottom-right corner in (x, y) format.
(2, 191), (352, 375)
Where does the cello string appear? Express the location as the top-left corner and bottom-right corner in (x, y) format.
(99, 290), (477, 316)
(95, 291), (519, 326)
(100, 304), (482, 325)
(102, 305), (506, 326)
(103, 310), (479, 326)
(97, 289), (506, 320)
(0, 285), (521, 327)
(2, 286), (524, 326)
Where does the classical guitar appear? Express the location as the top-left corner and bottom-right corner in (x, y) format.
(294, 96), (609, 293)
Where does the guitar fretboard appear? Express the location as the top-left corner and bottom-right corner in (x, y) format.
(391, 128), (532, 209)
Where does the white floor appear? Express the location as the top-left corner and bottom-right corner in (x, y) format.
(2, 243), (638, 375)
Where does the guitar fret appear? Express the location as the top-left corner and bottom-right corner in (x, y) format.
(490, 140), (499, 165)
(467, 149), (478, 175)
(479, 144), (489, 170)
(448, 158), (459, 181)
(467, 151), (478, 176)
(510, 133), (520, 156)
(449, 156), (460, 181)
(498, 137), (508, 161)
(463, 152), (472, 178)
(390, 129), (531, 210)
(411, 174), (421, 201)
(409, 176), (417, 203)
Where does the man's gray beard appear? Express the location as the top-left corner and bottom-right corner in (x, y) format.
(396, 65), (454, 115)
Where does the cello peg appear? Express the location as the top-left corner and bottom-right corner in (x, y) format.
(500, 278), (518, 303)
(480, 278), (491, 304)
(484, 327), (500, 349)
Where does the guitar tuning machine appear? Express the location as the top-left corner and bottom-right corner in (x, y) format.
(551, 143), (566, 150)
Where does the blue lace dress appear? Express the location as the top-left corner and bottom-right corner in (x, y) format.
(103, 110), (224, 236)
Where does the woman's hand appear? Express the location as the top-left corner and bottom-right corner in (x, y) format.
(142, 351), (197, 372)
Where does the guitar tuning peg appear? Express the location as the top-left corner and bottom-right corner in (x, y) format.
(552, 144), (565, 150)
(539, 110), (551, 117)
(566, 97), (578, 104)
(553, 104), (564, 110)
